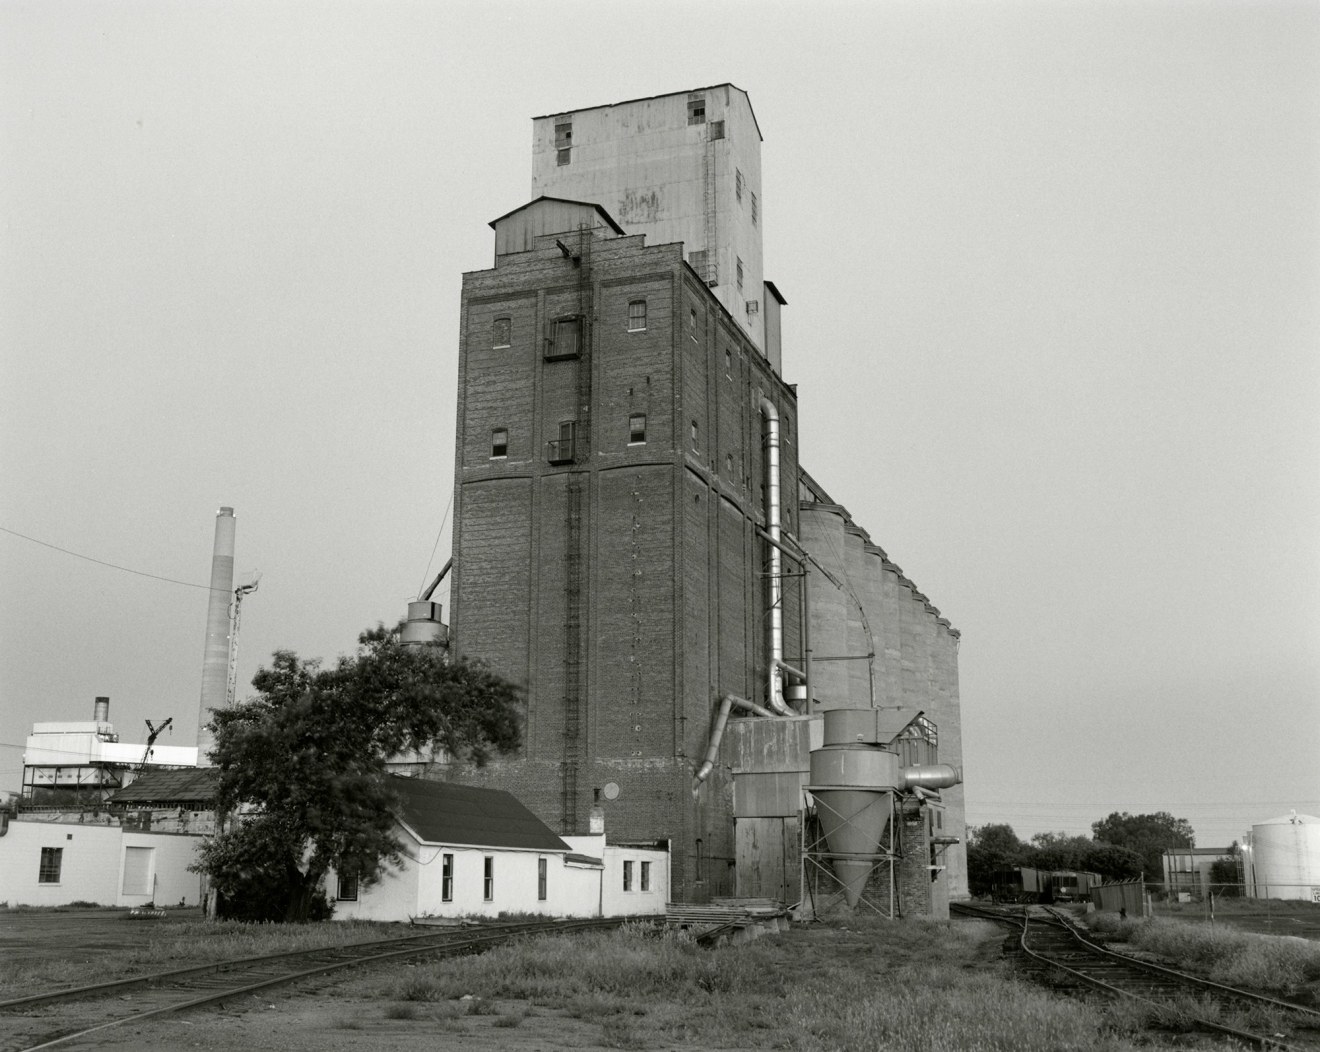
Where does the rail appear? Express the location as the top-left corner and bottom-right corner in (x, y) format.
(0, 915), (642, 1052)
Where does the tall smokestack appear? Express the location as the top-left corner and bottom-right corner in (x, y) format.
(197, 506), (236, 759)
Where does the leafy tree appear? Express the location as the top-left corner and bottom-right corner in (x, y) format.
(1091, 811), (1194, 882)
(1209, 841), (1243, 897)
(966, 823), (1027, 896)
(193, 626), (522, 922)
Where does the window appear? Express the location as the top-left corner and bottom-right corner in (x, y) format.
(709, 119), (724, 140)
(623, 860), (634, 892)
(38, 847), (62, 883)
(690, 419), (699, 450)
(442, 853), (454, 902)
(736, 169), (744, 203)
(687, 98), (705, 125)
(492, 317), (511, 348)
(726, 453), (734, 475)
(627, 299), (647, 332)
(555, 121), (572, 148)
(549, 420), (576, 464)
(557, 148), (571, 166)
(751, 191), (758, 226)
(689, 307), (697, 338)
(483, 856), (495, 901)
(629, 414), (646, 445)
(491, 428), (508, 458)
(736, 257), (744, 290)
(640, 861), (651, 892)
(538, 857), (547, 901)
(724, 348), (732, 376)
(336, 873), (359, 901)
(547, 316), (581, 360)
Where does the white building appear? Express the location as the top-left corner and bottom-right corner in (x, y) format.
(331, 777), (668, 922)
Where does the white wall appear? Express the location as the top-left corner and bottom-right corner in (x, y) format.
(0, 820), (203, 907)
(565, 836), (669, 917)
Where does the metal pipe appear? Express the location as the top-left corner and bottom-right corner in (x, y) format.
(759, 399), (793, 715)
(420, 558), (454, 601)
(902, 764), (962, 791)
(692, 694), (774, 794)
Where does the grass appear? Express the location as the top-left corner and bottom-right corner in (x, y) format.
(0, 917), (398, 995)
(1087, 912), (1320, 1003)
(355, 917), (1226, 1051)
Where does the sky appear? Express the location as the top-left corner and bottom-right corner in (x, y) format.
(2, 0), (1316, 850)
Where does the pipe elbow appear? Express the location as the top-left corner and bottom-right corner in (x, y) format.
(902, 764), (962, 791)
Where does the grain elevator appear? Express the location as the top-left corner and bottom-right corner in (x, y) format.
(444, 86), (966, 916)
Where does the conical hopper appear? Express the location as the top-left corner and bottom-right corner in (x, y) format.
(812, 787), (891, 908)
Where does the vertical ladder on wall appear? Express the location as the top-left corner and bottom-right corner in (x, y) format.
(559, 227), (593, 834)
(561, 474), (584, 832)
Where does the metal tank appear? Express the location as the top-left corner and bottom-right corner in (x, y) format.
(1249, 812), (1320, 900)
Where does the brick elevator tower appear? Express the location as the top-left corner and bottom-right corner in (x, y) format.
(447, 86), (968, 908)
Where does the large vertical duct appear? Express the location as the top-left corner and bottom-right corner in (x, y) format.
(93, 696), (110, 723)
(197, 507), (236, 758)
(759, 398), (792, 715)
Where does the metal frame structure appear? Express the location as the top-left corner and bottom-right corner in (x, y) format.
(800, 786), (900, 917)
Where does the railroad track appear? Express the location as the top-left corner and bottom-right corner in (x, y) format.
(952, 902), (1320, 1049)
(0, 915), (638, 1052)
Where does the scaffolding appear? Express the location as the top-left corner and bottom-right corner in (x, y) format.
(800, 786), (901, 918)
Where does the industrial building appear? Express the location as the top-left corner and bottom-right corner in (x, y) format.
(439, 86), (967, 917)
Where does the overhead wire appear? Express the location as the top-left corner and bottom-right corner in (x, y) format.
(0, 525), (222, 592)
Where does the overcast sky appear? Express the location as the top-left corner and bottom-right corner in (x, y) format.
(3, 0), (1316, 848)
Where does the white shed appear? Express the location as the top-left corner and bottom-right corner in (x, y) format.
(331, 777), (668, 922)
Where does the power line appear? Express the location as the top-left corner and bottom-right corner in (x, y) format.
(0, 526), (221, 591)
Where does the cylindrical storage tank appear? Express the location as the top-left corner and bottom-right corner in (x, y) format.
(401, 601), (450, 647)
(1249, 814), (1320, 900)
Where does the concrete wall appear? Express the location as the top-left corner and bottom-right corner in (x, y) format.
(530, 85), (766, 355)
(0, 820), (203, 907)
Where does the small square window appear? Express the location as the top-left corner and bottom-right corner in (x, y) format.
(687, 98), (705, 125)
(557, 148), (571, 166)
(623, 860), (634, 891)
(492, 317), (511, 348)
(38, 847), (62, 883)
(491, 428), (508, 458)
(709, 120), (724, 140)
(555, 122), (572, 148)
(336, 873), (359, 901)
(629, 414), (646, 444)
(627, 300), (647, 332)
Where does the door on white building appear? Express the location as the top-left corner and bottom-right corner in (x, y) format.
(122, 846), (154, 897)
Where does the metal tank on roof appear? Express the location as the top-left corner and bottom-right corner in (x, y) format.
(1248, 812), (1320, 901)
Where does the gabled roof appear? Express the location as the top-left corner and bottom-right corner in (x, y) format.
(111, 767), (218, 804)
(488, 196), (626, 235)
(391, 775), (572, 853)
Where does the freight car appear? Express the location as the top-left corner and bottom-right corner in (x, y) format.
(991, 867), (1102, 904)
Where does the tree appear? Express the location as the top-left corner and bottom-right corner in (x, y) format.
(966, 823), (1027, 896)
(1091, 811), (1194, 882)
(193, 626), (522, 922)
(1209, 841), (1243, 897)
